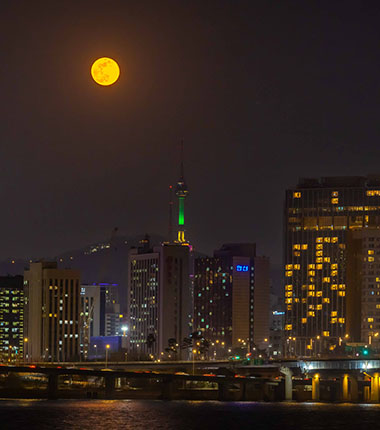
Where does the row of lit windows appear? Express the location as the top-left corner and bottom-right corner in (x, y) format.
(293, 244), (308, 250)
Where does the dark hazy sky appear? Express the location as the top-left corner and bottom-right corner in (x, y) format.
(1, 0), (380, 267)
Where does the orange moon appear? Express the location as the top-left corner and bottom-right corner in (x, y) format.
(91, 57), (120, 86)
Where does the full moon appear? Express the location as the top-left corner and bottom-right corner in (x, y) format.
(91, 57), (120, 86)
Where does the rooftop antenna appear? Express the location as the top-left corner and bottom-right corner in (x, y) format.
(168, 185), (174, 242)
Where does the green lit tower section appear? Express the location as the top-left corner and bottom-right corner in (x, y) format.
(176, 143), (189, 243)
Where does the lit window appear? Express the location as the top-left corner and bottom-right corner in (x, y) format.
(301, 318), (307, 323)
(338, 291), (345, 296)
(285, 298), (293, 303)
(324, 237), (331, 243)
(285, 284), (293, 291)
(308, 264), (315, 269)
(316, 250), (323, 256)
(323, 331), (330, 337)
(301, 244), (308, 250)
(285, 324), (292, 330)
(316, 304), (322, 310)
(294, 251), (301, 257)
(368, 317), (374, 322)
(316, 264), (323, 270)
(308, 311), (315, 317)
(330, 318), (337, 324)
(285, 264), (293, 270)
(316, 237), (323, 243)
(293, 192), (301, 198)
(331, 270), (338, 276)
(368, 257), (375, 262)
(308, 270), (315, 276)
(308, 284), (315, 290)
(331, 311), (337, 316)
(308, 291), (315, 297)
(323, 298), (330, 303)
(293, 244), (300, 250)
(331, 237), (338, 243)
(331, 264), (338, 270)
(332, 191), (338, 197)
(285, 271), (293, 277)
(331, 284), (338, 290)
(366, 190), (380, 196)
(316, 257), (323, 263)
(316, 244), (323, 250)
(338, 318), (345, 323)
(331, 198), (338, 204)
(368, 250), (375, 255)
(316, 291), (323, 297)
(323, 277), (330, 283)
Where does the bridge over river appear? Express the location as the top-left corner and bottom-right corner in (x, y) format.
(1, 358), (380, 402)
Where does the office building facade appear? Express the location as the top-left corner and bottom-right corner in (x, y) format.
(194, 244), (270, 357)
(0, 276), (24, 362)
(128, 239), (192, 359)
(284, 176), (380, 356)
(24, 262), (80, 361)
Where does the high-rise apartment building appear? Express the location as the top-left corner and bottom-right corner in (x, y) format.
(284, 176), (380, 356)
(24, 262), (80, 362)
(128, 238), (192, 359)
(194, 244), (270, 357)
(0, 276), (24, 362)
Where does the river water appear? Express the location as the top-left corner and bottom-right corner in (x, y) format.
(0, 399), (379, 430)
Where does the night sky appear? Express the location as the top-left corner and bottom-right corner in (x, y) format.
(2, 1), (380, 269)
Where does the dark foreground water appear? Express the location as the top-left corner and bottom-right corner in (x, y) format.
(0, 399), (379, 430)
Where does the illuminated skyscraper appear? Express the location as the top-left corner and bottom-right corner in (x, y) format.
(128, 238), (192, 359)
(0, 276), (24, 362)
(194, 244), (270, 357)
(284, 176), (380, 356)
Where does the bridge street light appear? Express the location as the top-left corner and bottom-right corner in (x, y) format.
(105, 344), (110, 369)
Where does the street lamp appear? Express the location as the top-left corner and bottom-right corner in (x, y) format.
(192, 348), (197, 376)
(105, 344), (110, 368)
(121, 325), (128, 337)
(24, 338), (28, 363)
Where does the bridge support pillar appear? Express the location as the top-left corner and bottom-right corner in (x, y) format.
(350, 377), (358, 402)
(364, 385), (370, 402)
(240, 381), (247, 401)
(312, 374), (320, 402)
(105, 375), (116, 399)
(371, 373), (380, 403)
(341, 374), (349, 402)
(47, 373), (58, 400)
(218, 382), (229, 401)
(161, 376), (175, 400)
(280, 367), (293, 401)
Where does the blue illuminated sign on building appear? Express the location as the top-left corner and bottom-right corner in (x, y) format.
(236, 265), (249, 272)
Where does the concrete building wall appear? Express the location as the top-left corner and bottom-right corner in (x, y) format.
(231, 256), (251, 348)
(253, 256), (270, 348)
(24, 262), (80, 362)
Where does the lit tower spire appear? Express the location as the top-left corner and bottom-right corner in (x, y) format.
(176, 141), (189, 243)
